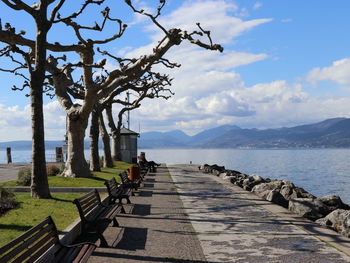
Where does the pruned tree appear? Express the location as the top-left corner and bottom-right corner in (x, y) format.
(1, 0), (223, 178)
(0, 0), (57, 198)
(105, 72), (174, 163)
(89, 71), (173, 171)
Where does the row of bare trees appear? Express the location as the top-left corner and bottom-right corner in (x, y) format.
(0, 0), (222, 198)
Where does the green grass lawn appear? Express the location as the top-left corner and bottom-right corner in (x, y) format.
(0, 161), (132, 188)
(0, 193), (98, 246)
(0, 161), (133, 246)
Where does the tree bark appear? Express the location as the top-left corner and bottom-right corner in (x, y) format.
(30, 78), (50, 198)
(89, 106), (101, 171)
(30, 5), (51, 198)
(105, 104), (121, 161)
(99, 109), (114, 168)
(62, 114), (91, 177)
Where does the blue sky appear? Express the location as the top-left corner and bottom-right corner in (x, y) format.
(1, 0), (350, 140)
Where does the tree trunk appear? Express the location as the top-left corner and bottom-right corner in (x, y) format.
(111, 132), (122, 161)
(30, 79), (50, 198)
(30, 7), (51, 198)
(99, 110), (114, 168)
(105, 104), (121, 161)
(62, 115), (91, 177)
(89, 106), (101, 171)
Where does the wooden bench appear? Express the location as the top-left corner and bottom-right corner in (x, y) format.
(73, 189), (125, 247)
(119, 171), (140, 192)
(104, 177), (132, 204)
(0, 216), (96, 263)
(138, 160), (150, 177)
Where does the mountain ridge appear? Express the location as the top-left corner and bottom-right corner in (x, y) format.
(139, 118), (350, 148)
(2, 118), (350, 150)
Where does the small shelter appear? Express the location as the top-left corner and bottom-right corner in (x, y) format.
(120, 127), (139, 163)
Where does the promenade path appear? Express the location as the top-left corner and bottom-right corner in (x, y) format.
(0, 163), (30, 183)
(88, 164), (350, 263)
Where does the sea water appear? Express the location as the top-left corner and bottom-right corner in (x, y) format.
(1, 148), (350, 204)
(140, 148), (350, 204)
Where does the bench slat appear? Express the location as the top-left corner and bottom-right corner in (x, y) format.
(0, 217), (52, 256)
(0, 223), (57, 262)
(0, 216), (95, 263)
(73, 244), (96, 263)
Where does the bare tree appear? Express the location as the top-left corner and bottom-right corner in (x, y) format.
(1, 0), (223, 178)
(0, 0), (57, 198)
(89, 71), (173, 170)
(105, 72), (174, 162)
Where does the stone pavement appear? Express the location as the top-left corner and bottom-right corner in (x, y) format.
(169, 164), (350, 263)
(0, 163), (30, 182)
(88, 164), (350, 263)
(88, 166), (207, 263)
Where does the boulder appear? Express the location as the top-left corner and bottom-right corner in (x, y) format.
(288, 198), (329, 221)
(252, 180), (284, 199)
(242, 175), (265, 191)
(266, 190), (289, 208)
(316, 209), (350, 237)
(280, 185), (298, 200)
(317, 195), (350, 213)
(294, 187), (316, 199)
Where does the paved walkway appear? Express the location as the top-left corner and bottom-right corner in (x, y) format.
(0, 163), (30, 183)
(88, 164), (350, 263)
(88, 166), (207, 262)
(169, 164), (350, 263)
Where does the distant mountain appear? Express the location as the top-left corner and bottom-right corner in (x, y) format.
(139, 130), (191, 148)
(2, 118), (350, 150)
(189, 125), (241, 146)
(206, 118), (350, 148)
(139, 118), (350, 149)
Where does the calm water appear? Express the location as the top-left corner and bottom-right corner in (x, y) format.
(140, 148), (350, 204)
(2, 148), (350, 204)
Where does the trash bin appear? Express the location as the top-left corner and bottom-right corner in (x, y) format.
(129, 166), (140, 180)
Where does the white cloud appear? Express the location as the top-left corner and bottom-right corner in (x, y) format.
(0, 101), (66, 141)
(281, 18), (293, 23)
(146, 0), (272, 45)
(253, 2), (263, 10)
(306, 58), (350, 85)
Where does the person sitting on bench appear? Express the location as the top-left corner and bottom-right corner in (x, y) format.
(139, 152), (160, 172)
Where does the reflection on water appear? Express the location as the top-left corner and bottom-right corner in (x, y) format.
(140, 148), (350, 204)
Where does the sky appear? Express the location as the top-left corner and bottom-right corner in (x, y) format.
(1, 0), (350, 141)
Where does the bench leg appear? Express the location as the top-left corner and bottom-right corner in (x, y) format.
(98, 233), (109, 248)
(121, 206), (126, 214)
(112, 218), (119, 227)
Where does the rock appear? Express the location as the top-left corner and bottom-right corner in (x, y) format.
(280, 185), (298, 200)
(316, 209), (350, 237)
(226, 170), (242, 176)
(288, 198), (329, 221)
(252, 180), (284, 199)
(294, 187), (316, 199)
(266, 190), (289, 208)
(317, 195), (350, 213)
(243, 185), (252, 191)
(242, 175), (265, 191)
(212, 169), (221, 176)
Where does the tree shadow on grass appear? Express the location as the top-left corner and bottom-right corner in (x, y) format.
(51, 197), (73, 203)
(0, 223), (31, 232)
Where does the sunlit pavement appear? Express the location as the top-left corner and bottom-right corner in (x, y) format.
(88, 164), (350, 263)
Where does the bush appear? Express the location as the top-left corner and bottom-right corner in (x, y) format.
(17, 168), (31, 186)
(0, 187), (17, 215)
(47, 164), (61, 176)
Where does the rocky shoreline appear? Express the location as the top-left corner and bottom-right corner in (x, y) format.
(200, 164), (350, 238)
